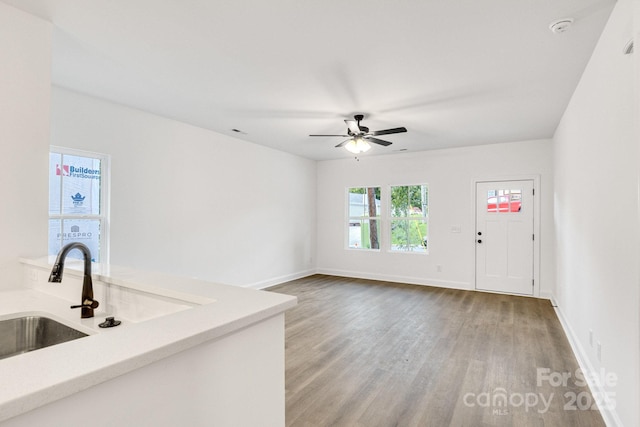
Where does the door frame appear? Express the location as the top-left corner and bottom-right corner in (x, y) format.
(473, 175), (541, 297)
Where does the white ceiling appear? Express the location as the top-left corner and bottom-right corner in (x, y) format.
(4, 0), (616, 160)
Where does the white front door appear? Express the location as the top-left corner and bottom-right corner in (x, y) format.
(475, 180), (534, 295)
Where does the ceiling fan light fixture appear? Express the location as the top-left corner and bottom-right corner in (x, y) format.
(344, 137), (371, 154)
(309, 114), (406, 151)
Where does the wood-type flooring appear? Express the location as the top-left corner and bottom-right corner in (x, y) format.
(268, 275), (606, 427)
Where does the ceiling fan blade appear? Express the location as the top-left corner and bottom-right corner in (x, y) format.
(371, 127), (407, 136)
(335, 139), (352, 148)
(309, 134), (350, 137)
(345, 120), (361, 135)
(365, 136), (393, 146)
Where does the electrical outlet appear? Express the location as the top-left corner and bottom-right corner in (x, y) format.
(597, 341), (602, 362)
(589, 329), (593, 347)
(436, 265), (442, 272)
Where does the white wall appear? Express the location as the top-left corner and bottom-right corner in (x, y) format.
(0, 4), (51, 290)
(316, 139), (555, 296)
(553, 0), (639, 425)
(51, 87), (316, 288)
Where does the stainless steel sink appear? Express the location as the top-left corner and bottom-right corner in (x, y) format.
(0, 316), (88, 360)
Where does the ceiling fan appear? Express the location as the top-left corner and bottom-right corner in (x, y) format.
(309, 114), (407, 153)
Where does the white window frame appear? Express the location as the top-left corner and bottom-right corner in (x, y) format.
(49, 146), (110, 264)
(388, 183), (429, 254)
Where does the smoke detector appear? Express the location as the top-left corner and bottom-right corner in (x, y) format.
(549, 18), (574, 34)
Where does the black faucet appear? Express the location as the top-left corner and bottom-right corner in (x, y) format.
(48, 242), (99, 318)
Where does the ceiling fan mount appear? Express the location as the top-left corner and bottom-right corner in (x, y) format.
(348, 115), (369, 135)
(309, 114), (407, 152)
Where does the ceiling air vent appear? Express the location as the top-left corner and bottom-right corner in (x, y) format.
(623, 39), (634, 55)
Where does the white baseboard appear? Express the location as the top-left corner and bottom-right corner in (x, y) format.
(552, 297), (623, 427)
(246, 269), (317, 290)
(315, 268), (471, 290)
(251, 268), (551, 302)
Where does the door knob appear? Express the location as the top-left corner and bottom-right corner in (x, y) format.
(477, 239), (482, 244)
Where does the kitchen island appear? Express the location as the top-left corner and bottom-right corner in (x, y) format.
(0, 258), (296, 426)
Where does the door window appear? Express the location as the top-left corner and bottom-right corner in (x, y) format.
(486, 189), (522, 213)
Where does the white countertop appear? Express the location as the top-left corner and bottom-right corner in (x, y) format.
(0, 258), (296, 423)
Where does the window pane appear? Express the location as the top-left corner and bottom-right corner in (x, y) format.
(64, 219), (101, 262)
(391, 219), (428, 252)
(391, 186), (410, 217)
(421, 186), (429, 216)
(366, 188), (380, 217)
(391, 185), (427, 217)
(487, 190), (498, 212)
(412, 185), (428, 217)
(510, 190), (522, 212)
(348, 187), (380, 218)
(348, 219), (380, 249)
(49, 219), (101, 262)
(348, 188), (366, 217)
(61, 154), (102, 215)
(49, 153), (62, 215)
